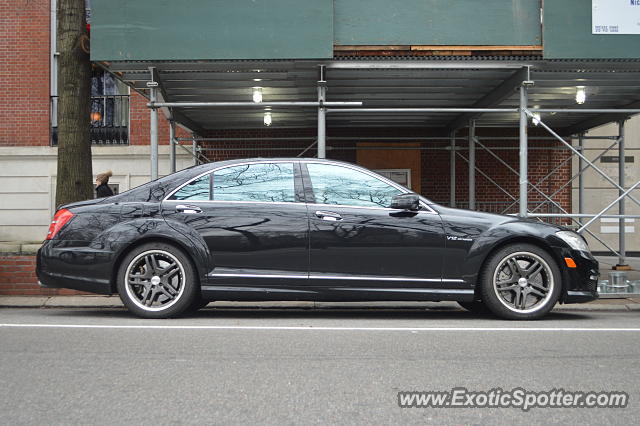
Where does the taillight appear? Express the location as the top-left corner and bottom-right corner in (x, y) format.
(46, 209), (75, 240)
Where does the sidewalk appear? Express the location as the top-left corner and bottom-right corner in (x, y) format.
(1, 295), (639, 311)
(596, 255), (640, 280)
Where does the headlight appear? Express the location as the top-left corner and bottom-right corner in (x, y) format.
(555, 231), (589, 252)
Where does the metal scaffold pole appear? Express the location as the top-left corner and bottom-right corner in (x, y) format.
(450, 130), (456, 208)
(317, 66), (327, 159)
(519, 84), (529, 218)
(149, 86), (159, 180)
(468, 120), (476, 210)
(578, 133), (585, 225)
(192, 136), (199, 166)
(617, 120), (628, 268)
(169, 120), (176, 174)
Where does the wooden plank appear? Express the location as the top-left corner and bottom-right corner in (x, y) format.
(334, 45), (542, 51)
(410, 45), (542, 51)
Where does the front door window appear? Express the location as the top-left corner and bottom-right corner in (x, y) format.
(306, 163), (402, 208)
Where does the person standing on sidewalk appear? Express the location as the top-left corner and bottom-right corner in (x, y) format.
(95, 170), (114, 198)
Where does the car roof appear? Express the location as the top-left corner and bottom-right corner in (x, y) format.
(171, 157), (363, 184)
(209, 157), (353, 167)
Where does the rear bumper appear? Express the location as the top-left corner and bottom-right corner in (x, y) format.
(36, 241), (116, 295)
(37, 270), (112, 294)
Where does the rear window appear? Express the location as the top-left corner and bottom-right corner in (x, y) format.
(168, 174), (210, 201)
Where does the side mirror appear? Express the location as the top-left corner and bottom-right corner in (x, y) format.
(390, 193), (420, 211)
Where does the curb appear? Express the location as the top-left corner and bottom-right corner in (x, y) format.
(0, 296), (638, 312)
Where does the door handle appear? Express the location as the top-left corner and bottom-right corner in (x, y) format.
(176, 204), (203, 214)
(315, 210), (342, 221)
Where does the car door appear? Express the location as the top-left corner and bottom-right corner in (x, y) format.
(302, 161), (445, 289)
(161, 161), (309, 287)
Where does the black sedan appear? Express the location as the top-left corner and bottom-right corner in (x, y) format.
(37, 158), (598, 319)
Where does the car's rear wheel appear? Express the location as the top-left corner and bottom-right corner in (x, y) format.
(187, 297), (211, 313)
(117, 243), (198, 318)
(480, 243), (561, 320)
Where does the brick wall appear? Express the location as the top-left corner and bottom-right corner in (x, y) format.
(0, 0), (51, 146)
(422, 132), (572, 214)
(129, 91), (191, 146)
(197, 129), (357, 173)
(0, 255), (87, 296)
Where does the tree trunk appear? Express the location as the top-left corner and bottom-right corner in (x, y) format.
(55, 0), (93, 207)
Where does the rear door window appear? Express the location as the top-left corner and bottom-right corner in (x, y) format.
(213, 163), (296, 203)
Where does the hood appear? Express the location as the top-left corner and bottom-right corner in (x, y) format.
(435, 205), (567, 234)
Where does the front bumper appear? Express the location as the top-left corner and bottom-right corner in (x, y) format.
(565, 290), (599, 304)
(556, 248), (599, 304)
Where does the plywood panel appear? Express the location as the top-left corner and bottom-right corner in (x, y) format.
(356, 143), (421, 193)
(92, 0), (333, 60)
(544, 0), (640, 58)
(335, 0), (541, 46)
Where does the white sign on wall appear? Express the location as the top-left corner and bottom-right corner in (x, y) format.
(592, 0), (640, 34)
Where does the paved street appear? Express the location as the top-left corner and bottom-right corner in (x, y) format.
(1, 307), (639, 425)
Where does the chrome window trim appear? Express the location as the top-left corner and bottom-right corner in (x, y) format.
(163, 159), (438, 215)
(165, 200), (437, 214)
(163, 199), (306, 207)
(163, 198), (434, 213)
(311, 202), (436, 214)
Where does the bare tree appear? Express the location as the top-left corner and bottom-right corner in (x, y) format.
(55, 0), (93, 206)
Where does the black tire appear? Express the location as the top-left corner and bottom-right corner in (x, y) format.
(457, 301), (490, 314)
(117, 242), (198, 319)
(187, 297), (211, 313)
(480, 243), (561, 320)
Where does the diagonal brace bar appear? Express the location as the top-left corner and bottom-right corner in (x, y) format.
(473, 137), (563, 213)
(476, 134), (621, 254)
(579, 180), (640, 233)
(524, 109), (640, 210)
(505, 139), (618, 215)
(456, 152), (517, 201)
(297, 140), (318, 158)
(529, 139), (619, 213)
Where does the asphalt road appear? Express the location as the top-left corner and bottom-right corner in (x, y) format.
(1, 307), (639, 425)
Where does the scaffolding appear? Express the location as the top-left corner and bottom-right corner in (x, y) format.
(138, 60), (640, 271)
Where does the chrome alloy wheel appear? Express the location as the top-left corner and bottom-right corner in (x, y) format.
(124, 250), (186, 312)
(492, 251), (554, 314)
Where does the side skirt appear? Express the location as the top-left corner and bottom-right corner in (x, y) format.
(200, 285), (475, 302)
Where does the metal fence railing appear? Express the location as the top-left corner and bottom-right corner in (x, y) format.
(51, 95), (129, 145)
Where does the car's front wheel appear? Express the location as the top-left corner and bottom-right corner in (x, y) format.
(480, 243), (561, 320)
(117, 243), (198, 318)
(457, 300), (490, 315)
